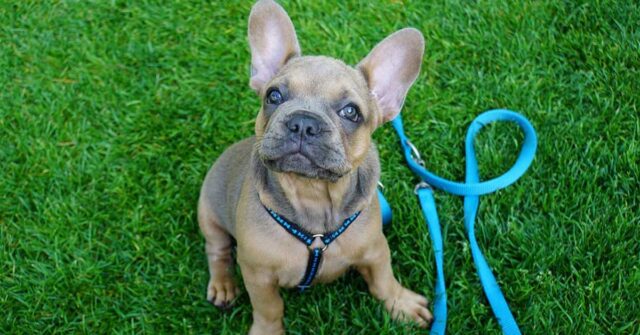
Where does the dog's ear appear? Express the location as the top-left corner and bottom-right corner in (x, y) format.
(248, 0), (301, 93)
(358, 28), (424, 123)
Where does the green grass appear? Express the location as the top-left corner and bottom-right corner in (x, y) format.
(1, 0), (639, 334)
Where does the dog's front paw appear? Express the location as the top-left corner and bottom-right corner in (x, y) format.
(386, 288), (433, 328)
(207, 274), (240, 309)
(248, 321), (284, 335)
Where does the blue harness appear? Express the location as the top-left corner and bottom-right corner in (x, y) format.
(263, 206), (361, 291)
(377, 109), (537, 334)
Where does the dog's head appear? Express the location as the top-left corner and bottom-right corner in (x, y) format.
(249, 0), (424, 181)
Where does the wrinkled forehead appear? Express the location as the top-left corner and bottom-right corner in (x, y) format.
(275, 56), (370, 101)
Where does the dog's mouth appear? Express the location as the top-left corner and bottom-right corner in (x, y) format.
(259, 137), (351, 181)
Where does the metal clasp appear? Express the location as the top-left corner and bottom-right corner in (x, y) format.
(406, 140), (425, 166)
(310, 234), (328, 251)
(414, 181), (432, 195)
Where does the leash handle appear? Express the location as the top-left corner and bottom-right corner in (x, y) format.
(392, 109), (537, 335)
(391, 110), (537, 196)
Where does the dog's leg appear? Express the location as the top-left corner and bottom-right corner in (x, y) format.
(356, 234), (433, 327)
(240, 264), (284, 335)
(198, 196), (239, 308)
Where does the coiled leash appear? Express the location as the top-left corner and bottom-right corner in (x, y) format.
(379, 109), (537, 334)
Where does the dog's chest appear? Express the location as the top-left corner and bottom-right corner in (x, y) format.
(237, 206), (375, 288)
(275, 241), (355, 287)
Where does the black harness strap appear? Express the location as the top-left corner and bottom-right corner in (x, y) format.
(263, 206), (361, 291)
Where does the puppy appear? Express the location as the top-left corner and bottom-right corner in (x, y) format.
(198, 1), (430, 333)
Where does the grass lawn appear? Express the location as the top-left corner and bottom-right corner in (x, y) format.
(2, 0), (639, 334)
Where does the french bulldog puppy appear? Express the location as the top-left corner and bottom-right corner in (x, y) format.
(198, 0), (431, 333)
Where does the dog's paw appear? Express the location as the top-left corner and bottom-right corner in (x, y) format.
(248, 322), (284, 335)
(386, 288), (433, 328)
(207, 275), (240, 309)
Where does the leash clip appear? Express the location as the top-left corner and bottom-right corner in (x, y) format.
(406, 140), (425, 166)
(414, 181), (432, 195)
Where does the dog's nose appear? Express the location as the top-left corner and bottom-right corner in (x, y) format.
(286, 114), (321, 137)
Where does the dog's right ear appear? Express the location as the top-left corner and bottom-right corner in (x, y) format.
(248, 0), (301, 94)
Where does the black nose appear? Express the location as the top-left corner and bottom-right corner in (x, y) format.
(286, 114), (321, 137)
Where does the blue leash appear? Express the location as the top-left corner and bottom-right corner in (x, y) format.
(381, 109), (537, 334)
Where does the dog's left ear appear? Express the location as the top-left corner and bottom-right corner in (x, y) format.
(358, 28), (424, 123)
(248, 0), (301, 94)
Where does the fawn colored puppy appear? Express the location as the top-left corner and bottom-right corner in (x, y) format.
(198, 1), (430, 333)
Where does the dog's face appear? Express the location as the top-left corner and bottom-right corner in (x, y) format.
(256, 56), (374, 180)
(248, 0), (424, 181)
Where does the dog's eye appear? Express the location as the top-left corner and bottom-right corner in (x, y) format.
(266, 88), (284, 105)
(337, 104), (360, 122)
